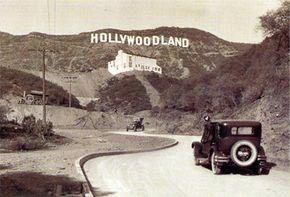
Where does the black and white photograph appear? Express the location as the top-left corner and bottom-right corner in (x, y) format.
(0, 0), (289, 196)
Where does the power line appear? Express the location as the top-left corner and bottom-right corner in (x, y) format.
(54, 0), (56, 35)
(47, 0), (51, 34)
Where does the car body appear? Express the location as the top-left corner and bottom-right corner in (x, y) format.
(191, 119), (269, 175)
(126, 117), (145, 132)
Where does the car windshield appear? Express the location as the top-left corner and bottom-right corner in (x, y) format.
(231, 127), (253, 135)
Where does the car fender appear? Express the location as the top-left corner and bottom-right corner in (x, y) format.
(192, 141), (201, 149)
(258, 146), (266, 155)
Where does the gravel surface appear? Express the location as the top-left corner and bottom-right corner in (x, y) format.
(0, 129), (175, 180)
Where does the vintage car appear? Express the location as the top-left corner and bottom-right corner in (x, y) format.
(192, 118), (269, 175)
(126, 117), (145, 132)
(18, 90), (49, 105)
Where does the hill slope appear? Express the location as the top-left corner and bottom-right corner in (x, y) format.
(0, 67), (80, 108)
(0, 27), (251, 78)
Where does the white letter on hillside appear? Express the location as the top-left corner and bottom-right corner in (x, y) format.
(168, 36), (175, 46)
(144, 37), (151, 46)
(91, 33), (98, 43)
(100, 33), (108, 42)
(127, 36), (135, 45)
(161, 36), (168, 45)
(182, 38), (189, 48)
(135, 36), (143, 45)
(152, 36), (160, 45)
(108, 33), (113, 43)
(120, 34), (127, 44)
(115, 33), (121, 43)
(175, 37), (182, 47)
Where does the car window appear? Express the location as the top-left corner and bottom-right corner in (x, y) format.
(231, 127), (253, 135)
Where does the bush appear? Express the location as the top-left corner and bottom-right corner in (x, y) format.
(259, 1), (289, 37)
(22, 115), (36, 134)
(86, 100), (97, 111)
(21, 115), (54, 138)
(98, 75), (152, 114)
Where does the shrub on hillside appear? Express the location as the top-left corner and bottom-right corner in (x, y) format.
(22, 115), (36, 134)
(259, 1), (289, 37)
(98, 75), (152, 114)
(86, 100), (97, 111)
(21, 115), (54, 138)
(145, 73), (179, 93)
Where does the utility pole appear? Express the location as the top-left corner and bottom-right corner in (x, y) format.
(29, 48), (58, 133)
(63, 76), (77, 107)
(42, 49), (46, 131)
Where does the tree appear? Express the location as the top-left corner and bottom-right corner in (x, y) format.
(259, 1), (289, 37)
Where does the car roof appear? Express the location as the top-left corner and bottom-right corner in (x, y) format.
(212, 120), (261, 127)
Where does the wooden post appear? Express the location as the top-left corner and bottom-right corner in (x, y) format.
(42, 48), (47, 133)
(69, 79), (72, 107)
(63, 76), (77, 108)
(55, 184), (62, 197)
(28, 48), (58, 133)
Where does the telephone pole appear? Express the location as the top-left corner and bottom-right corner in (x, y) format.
(42, 49), (46, 130)
(63, 76), (77, 107)
(29, 48), (58, 133)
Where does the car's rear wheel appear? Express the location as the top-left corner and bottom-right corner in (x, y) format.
(211, 152), (221, 175)
(231, 140), (257, 167)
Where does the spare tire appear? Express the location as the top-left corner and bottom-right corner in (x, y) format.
(231, 140), (257, 167)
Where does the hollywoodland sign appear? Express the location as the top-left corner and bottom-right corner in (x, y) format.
(91, 33), (189, 48)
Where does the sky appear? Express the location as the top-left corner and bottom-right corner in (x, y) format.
(0, 0), (281, 43)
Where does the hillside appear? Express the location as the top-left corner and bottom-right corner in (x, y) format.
(0, 67), (80, 108)
(93, 74), (152, 114)
(0, 27), (251, 78)
(22, 68), (112, 98)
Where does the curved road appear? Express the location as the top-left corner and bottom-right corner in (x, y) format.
(84, 132), (289, 197)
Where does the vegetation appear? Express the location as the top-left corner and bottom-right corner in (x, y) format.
(22, 115), (54, 138)
(94, 75), (152, 114)
(259, 1), (289, 37)
(151, 2), (289, 117)
(0, 26), (250, 78)
(0, 67), (81, 108)
(0, 114), (68, 151)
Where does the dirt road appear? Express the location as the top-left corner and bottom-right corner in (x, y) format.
(84, 132), (289, 197)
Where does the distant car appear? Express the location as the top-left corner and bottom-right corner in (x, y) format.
(18, 90), (49, 105)
(191, 118), (269, 175)
(126, 117), (145, 132)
